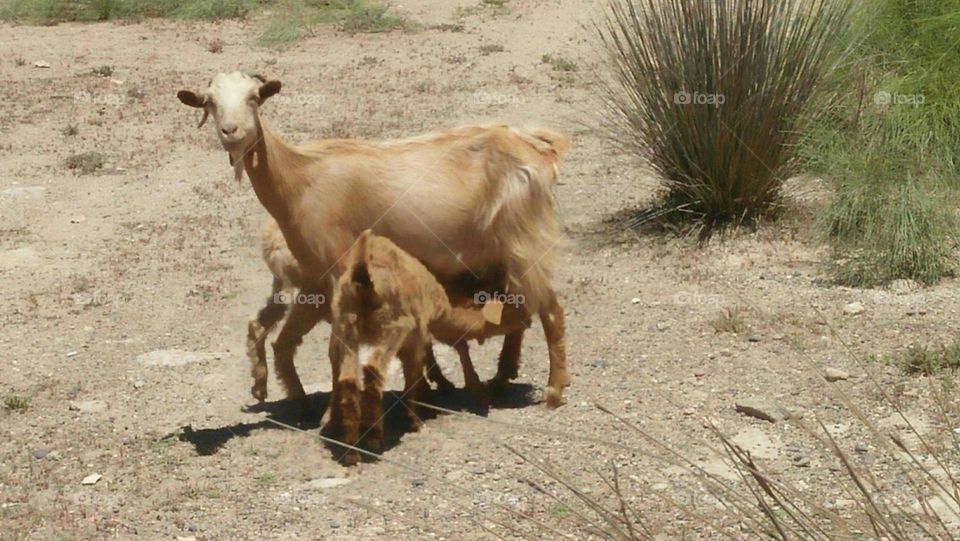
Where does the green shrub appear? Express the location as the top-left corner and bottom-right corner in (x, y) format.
(805, 0), (960, 285)
(598, 0), (851, 236)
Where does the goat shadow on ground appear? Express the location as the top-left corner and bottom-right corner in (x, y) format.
(570, 204), (686, 251)
(178, 382), (537, 460)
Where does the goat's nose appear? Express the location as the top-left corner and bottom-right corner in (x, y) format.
(221, 123), (239, 136)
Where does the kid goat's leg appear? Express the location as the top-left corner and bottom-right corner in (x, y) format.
(331, 325), (362, 466)
(360, 316), (416, 452)
(423, 344), (455, 392)
(490, 330), (524, 389)
(540, 291), (568, 408)
(453, 342), (487, 406)
(247, 277), (288, 402)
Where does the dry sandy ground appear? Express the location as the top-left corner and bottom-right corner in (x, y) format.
(2, 0), (959, 539)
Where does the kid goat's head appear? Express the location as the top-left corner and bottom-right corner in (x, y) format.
(177, 72), (281, 154)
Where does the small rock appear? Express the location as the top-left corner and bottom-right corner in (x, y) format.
(329, 520), (340, 529)
(81, 473), (102, 486)
(694, 369), (706, 377)
(132, 380), (145, 389)
(70, 216), (86, 224)
(719, 349), (732, 357)
(682, 408), (695, 416)
(650, 482), (669, 491)
(411, 478), (426, 487)
(33, 60), (50, 68)
(32, 449), (49, 459)
(69, 400), (106, 413)
(843, 302), (865, 316)
(792, 455), (810, 468)
(735, 400), (780, 423)
(855, 443), (869, 453)
(655, 321), (670, 332)
(824, 367), (850, 382)
(66, 351), (78, 358)
(631, 297), (641, 304)
(176, 537), (197, 541)
(747, 336), (761, 343)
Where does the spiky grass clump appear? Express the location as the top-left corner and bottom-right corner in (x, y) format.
(598, 0), (851, 236)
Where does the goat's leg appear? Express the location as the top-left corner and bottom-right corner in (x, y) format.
(332, 328), (362, 466)
(360, 318), (416, 452)
(322, 336), (345, 434)
(489, 330), (524, 390)
(271, 298), (322, 415)
(540, 292), (568, 408)
(399, 342), (431, 432)
(247, 277), (288, 402)
(453, 342), (488, 407)
(423, 344), (455, 392)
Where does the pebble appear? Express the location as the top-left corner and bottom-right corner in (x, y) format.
(792, 455), (810, 468)
(843, 302), (865, 316)
(33, 60), (50, 68)
(81, 473), (102, 486)
(855, 443), (869, 453)
(631, 297), (641, 304)
(69, 400), (106, 413)
(32, 449), (49, 459)
(824, 367), (850, 382)
(70, 216), (86, 224)
(411, 478), (426, 487)
(329, 521), (340, 529)
(747, 336), (761, 343)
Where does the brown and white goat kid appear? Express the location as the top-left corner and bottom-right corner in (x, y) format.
(178, 73), (570, 421)
(248, 219), (479, 403)
(332, 231), (530, 464)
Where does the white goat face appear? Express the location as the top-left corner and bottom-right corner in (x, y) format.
(177, 72), (281, 153)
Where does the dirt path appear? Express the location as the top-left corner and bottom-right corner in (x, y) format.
(2, 1), (958, 539)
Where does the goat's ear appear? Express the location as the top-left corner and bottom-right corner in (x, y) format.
(177, 90), (206, 108)
(258, 80), (282, 104)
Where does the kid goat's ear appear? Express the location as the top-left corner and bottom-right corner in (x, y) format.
(258, 80), (282, 104)
(177, 90), (206, 108)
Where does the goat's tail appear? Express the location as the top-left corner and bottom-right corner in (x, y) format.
(478, 126), (570, 313)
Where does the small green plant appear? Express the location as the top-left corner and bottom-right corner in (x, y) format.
(65, 152), (105, 174)
(255, 472), (277, 486)
(4, 395), (30, 412)
(541, 53), (577, 72)
(898, 343), (960, 375)
(709, 306), (746, 334)
(91, 65), (114, 77)
(479, 43), (504, 55)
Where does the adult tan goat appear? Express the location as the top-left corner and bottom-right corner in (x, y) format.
(178, 73), (570, 427)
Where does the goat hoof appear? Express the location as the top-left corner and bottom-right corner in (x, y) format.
(543, 387), (566, 408)
(341, 450), (360, 467)
(251, 384), (267, 402)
